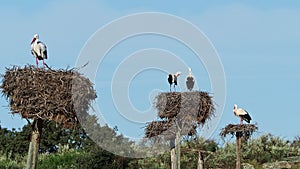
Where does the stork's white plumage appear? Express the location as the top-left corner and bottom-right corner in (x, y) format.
(233, 104), (252, 124)
(168, 71), (181, 92)
(31, 34), (47, 67)
(186, 68), (195, 91)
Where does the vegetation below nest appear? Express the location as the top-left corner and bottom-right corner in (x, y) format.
(0, 117), (300, 169)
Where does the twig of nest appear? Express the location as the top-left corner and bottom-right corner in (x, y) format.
(1, 65), (97, 128)
(220, 124), (258, 140)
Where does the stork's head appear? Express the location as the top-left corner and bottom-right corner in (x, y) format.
(233, 104), (237, 110)
(31, 34), (39, 44)
(175, 72), (181, 77)
(188, 68), (193, 76)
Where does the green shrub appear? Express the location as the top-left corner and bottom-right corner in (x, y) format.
(37, 149), (85, 169)
(0, 159), (25, 169)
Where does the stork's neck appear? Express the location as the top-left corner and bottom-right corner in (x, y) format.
(31, 38), (38, 45)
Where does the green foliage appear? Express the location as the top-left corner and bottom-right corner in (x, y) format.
(128, 153), (170, 169)
(206, 134), (300, 168)
(38, 120), (94, 154)
(0, 125), (29, 160)
(80, 115), (135, 157)
(291, 136), (300, 148)
(1, 117), (300, 169)
(77, 148), (119, 169)
(243, 134), (298, 164)
(37, 149), (84, 169)
(206, 142), (236, 168)
(0, 159), (25, 169)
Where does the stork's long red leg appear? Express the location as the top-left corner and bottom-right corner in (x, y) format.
(36, 58), (38, 67)
(43, 60), (45, 68)
(240, 117), (243, 125)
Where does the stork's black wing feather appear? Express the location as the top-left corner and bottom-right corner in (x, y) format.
(241, 113), (252, 123)
(168, 74), (173, 85)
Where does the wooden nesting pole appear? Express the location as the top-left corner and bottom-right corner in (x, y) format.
(26, 118), (43, 169)
(171, 147), (176, 169)
(175, 129), (181, 169)
(197, 151), (204, 169)
(236, 132), (242, 169)
(170, 139), (176, 169)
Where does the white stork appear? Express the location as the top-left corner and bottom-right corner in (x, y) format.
(186, 68), (195, 91)
(233, 104), (252, 124)
(31, 34), (48, 67)
(168, 71), (181, 92)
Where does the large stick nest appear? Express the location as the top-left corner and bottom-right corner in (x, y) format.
(220, 124), (258, 140)
(156, 92), (215, 125)
(1, 65), (97, 128)
(145, 91), (215, 138)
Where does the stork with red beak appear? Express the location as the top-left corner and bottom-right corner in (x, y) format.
(168, 71), (181, 92)
(31, 34), (47, 67)
(233, 104), (252, 124)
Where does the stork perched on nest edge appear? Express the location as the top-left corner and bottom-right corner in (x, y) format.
(31, 34), (48, 67)
(233, 104), (252, 124)
(168, 71), (181, 92)
(186, 68), (195, 91)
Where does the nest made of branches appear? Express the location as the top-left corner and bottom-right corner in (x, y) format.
(145, 91), (214, 139)
(145, 120), (196, 139)
(1, 65), (97, 128)
(155, 91), (215, 125)
(220, 124), (258, 140)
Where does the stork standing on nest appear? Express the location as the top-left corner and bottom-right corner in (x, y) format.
(31, 34), (48, 67)
(233, 104), (252, 124)
(186, 68), (195, 91)
(168, 71), (181, 92)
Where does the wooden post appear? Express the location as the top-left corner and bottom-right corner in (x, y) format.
(26, 118), (43, 169)
(197, 151), (204, 169)
(170, 139), (176, 169)
(171, 148), (176, 169)
(26, 142), (33, 168)
(175, 130), (181, 169)
(236, 132), (241, 169)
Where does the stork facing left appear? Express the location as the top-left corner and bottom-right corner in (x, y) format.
(233, 104), (252, 124)
(31, 34), (48, 67)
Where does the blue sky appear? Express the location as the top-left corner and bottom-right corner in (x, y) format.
(0, 1), (300, 143)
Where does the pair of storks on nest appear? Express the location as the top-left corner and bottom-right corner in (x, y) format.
(168, 68), (194, 92)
